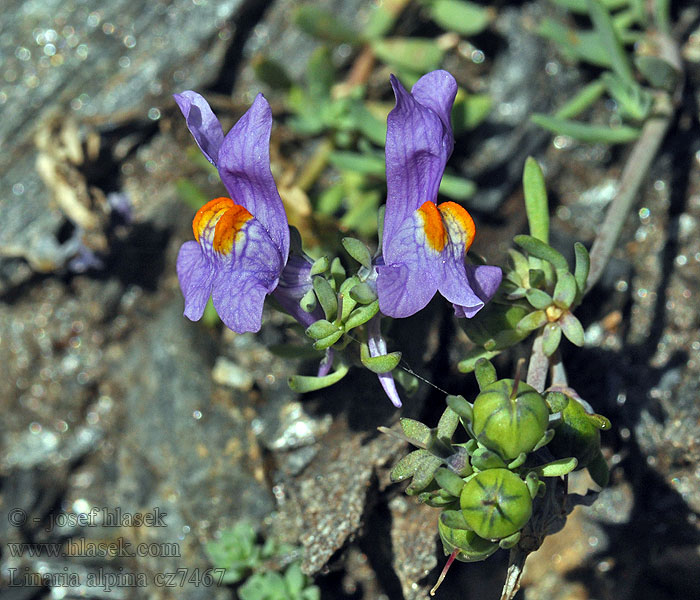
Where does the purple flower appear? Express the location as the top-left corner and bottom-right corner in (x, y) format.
(174, 91), (289, 333)
(376, 71), (502, 319)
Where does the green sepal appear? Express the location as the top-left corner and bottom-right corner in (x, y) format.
(348, 281), (377, 304)
(573, 242), (590, 299)
(360, 343), (401, 373)
(438, 515), (499, 562)
(544, 391), (569, 413)
(507, 452), (528, 470)
(343, 300), (379, 330)
(300, 288), (318, 313)
(446, 395), (473, 422)
(419, 491), (460, 508)
(440, 509), (470, 531)
(560, 312), (585, 346)
(542, 322), (562, 357)
(400, 418), (431, 446)
(526, 288), (554, 310)
(341, 237), (372, 268)
(312, 329), (344, 350)
(516, 310), (548, 334)
(310, 256), (330, 276)
(305, 319), (341, 340)
(435, 467), (466, 498)
(534, 456), (579, 477)
(288, 363), (349, 392)
(553, 270), (578, 309)
(523, 157), (550, 244)
(514, 235), (569, 271)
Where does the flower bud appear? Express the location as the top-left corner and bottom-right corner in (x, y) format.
(459, 469), (533, 540)
(471, 380), (549, 459)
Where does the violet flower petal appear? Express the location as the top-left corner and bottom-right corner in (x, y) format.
(367, 315), (402, 408)
(173, 91), (224, 166)
(177, 240), (215, 321)
(218, 94), (290, 262)
(210, 215), (284, 333)
(377, 207), (441, 318)
(453, 265), (503, 318)
(382, 72), (456, 250)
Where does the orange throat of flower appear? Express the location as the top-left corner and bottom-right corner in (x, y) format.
(417, 200), (476, 253)
(192, 197), (254, 255)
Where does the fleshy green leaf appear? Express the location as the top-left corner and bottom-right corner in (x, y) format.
(553, 270), (577, 309)
(542, 322), (562, 357)
(312, 330), (344, 350)
(474, 358), (497, 390)
(300, 288), (317, 313)
(437, 407), (460, 439)
(310, 256), (330, 276)
(288, 363), (349, 392)
(313, 276), (338, 321)
(446, 395), (473, 421)
(526, 288), (554, 310)
(349, 281), (377, 304)
(401, 418), (431, 446)
(514, 235), (569, 271)
(457, 348), (502, 373)
(600, 71), (651, 121)
(342, 237), (373, 268)
(587, 0), (636, 86)
(634, 55), (680, 92)
(440, 509), (471, 530)
(560, 312), (585, 346)
(555, 79), (607, 120)
(516, 310), (548, 334)
(371, 37), (445, 73)
(306, 319), (341, 340)
(435, 467), (465, 498)
(531, 114), (641, 144)
(523, 157), (550, 244)
(535, 457), (579, 477)
(360, 343), (402, 373)
(429, 0), (493, 36)
(330, 257), (346, 287)
(508, 249), (530, 282)
(343, 300), (379, 330)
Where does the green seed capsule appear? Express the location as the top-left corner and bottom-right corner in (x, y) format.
(472, 380), (550, 459)
(460, 469), (533, 540)
(438, 512), (499, 562)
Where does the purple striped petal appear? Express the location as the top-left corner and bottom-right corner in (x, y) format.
(173, 91), (224, 166)
(382, 72), (456, 251)
(453, 265), (503, 318)
(218, 94), (290, 262)
(177, 241), (215, 321)
(210, 215), (284, 333)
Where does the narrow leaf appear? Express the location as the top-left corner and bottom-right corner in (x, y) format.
(313, 276), (338, 321)
(360, 343), (402, 373)
(523, 157), (549, 243)
(434, 467), (465, 498)
(288, 363), (349, 392)
(430, 0), (493, 36)
(526, 288), (554, 310)
(446, 395), (473, 421)
(553, 270), (577, 309)
(555, 79), (606, 120)
(342, 237), (372, 268)
(343, 300), (379, 330)
(312, 329), (344, 350)
(531, 114), (641, 144)
(371, 37), (445, 73)
(535, 457), (579, 477)
(437, 407), (460, 439)
(542, 322), (562, 357)
(349, 281), (377, 304)
(401, 418), (431, 445)
(305, 319), (341, 340)
(516, 310), (548, 334)
(514, 235), (569, 271)
(587, 0), (636, 86)
(560, 312), (585, 346)
(474, 358), (497, 390)
(573, 242), (590, 298)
